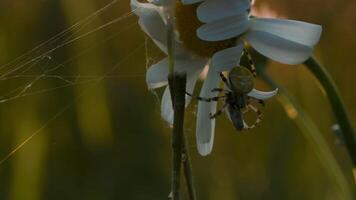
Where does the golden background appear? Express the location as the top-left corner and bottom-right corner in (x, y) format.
(0, 0), (355, 199)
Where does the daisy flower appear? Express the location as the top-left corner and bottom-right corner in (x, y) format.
(131, 0), (322, 155)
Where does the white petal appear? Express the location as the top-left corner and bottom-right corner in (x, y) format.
(136, 7), (168, 53)
(197, 13), (249, 41)
(161, 87), (174, 124)
(212, 43), (244, 72)
(247, 88), (278, 100)
(196, 65), (220, 156)
(148, 0), (171, 6)
(146, 57), (207, 89)
(146, 58), (169, 89)
(131, 0), (166, 22)
(181, 0), (205, 5)
(185, 64), (205, 103)
(245, 30), (313, 64)
(131, 0), (158, 15)
(197, 0), (250, 23)
(135, 3), (186, 55)
(249, 18), (322, 46)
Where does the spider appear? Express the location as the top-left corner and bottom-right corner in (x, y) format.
(187, 50), (265, 131)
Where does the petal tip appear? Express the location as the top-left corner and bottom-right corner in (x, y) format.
(161, 87), (174, 125)
(248, 88), (278, 100)
(161, 109), (174, 125)
(197, 142), (212, 156)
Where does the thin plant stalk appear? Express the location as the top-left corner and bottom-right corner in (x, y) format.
(257, 67), (355, 200)
(166, 3), (175, 74)
(304, 58), (356, 166)
(168, 74), (186, 200)
(166, 5), (180, 199)
(166, 19), (175, 74)
(166, 4), (196, 199)
(182, 133), (197, 200)
(169, 75), (197, 200)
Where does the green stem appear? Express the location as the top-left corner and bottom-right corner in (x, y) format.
(168, 74), (197, 200)
(304, 58), (356, 166)
(257, 67), (355, 200)
(166, 5), (175, 74)
(182, 133), (197, 200)
(168, 74), (186, 200)
(166, 6), (179, 199)
(166, 7), (196, 199)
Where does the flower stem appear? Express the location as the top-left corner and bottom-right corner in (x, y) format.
(182, 133), (197, 200)
(258, 67), (355, 200)
(166, 6), (196, 199)
(304, 58), (356, 166)
(168, 73), (197, 200)
(168, 73), (186, 200)
(166, 2), (175, 75)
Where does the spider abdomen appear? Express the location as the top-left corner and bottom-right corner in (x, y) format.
(228, 67), (254, 95)
(227, 104), (244, 131)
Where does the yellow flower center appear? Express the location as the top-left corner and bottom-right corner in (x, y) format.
(175, 1), (237, 58)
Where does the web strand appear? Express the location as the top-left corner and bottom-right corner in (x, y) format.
(0, 42), (146, 165)
(0, 1), (147, 164)
(0, 0), (119, 72)
(0, 10), (138, 104)
(0, 9), (136, 79)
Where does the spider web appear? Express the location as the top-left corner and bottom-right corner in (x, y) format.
(0, 0), (159, 165)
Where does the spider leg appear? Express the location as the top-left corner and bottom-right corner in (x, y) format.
(243, 104), (263, 129)
(247, 96), (265, 107)
(211, 88), (230, 93)
(258, 100), (266, 106)
(185, 92), (226, 102)
(209, 103), (228, 119)
(219, 72), (229, 85)
(243, 48), (257, 77)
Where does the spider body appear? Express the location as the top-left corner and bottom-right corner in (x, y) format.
(225, 91), (247, 131)
(187, 66), (263, 131)
(228, 64), (255, 94)
(220, 67), (258, 131)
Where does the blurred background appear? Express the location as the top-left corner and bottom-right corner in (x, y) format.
(0, 0), (355, 199)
